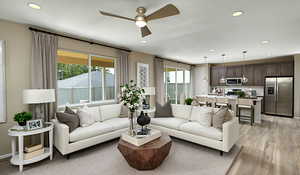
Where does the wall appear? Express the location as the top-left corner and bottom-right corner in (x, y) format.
(0, 19), (32, 156)
(192, 64), (210, 96)
(294, 54), (300, 118)
(128, 51), (155, 106)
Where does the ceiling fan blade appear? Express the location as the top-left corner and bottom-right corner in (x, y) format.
(141, 26), (152, 38)
(146, 4), (180, 21)
(99, 10), (135, 22)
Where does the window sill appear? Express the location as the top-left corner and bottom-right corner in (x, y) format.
(57, 99), (118, 111)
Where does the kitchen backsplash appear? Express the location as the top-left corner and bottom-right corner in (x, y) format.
(213, 86), (264, 96)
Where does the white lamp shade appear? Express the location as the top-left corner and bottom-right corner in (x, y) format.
(23, 89), (56, 104)
(143, 87), (155, 95)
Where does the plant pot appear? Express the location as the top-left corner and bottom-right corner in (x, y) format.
(18, 121), (27, 126)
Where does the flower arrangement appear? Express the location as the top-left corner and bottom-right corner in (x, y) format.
(120, 80), (145, 113)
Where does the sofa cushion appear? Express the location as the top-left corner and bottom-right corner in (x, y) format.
(85, 106), (101, 122)
(69, 122), (114, 142)
(151, 117), (187, 130)
(155, 101), (173, 118)
(171, 104), (192, 120)
(103, 118), (129, 130)
(100, 104), (122, 121)
(190, 106), (213, 127)
(179, 122), (222, 141)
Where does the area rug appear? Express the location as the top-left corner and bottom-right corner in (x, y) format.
(0, 138), (241, 175)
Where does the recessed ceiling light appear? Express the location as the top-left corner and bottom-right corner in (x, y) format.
(28, 2), (41, 10)
(141, 40), (147, 43)
(261, 40), (270, 44)
(209, 49), (215, 52)
(232, 11), (244, 17)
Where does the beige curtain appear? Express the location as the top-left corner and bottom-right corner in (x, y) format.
(117, 50), (130, 116)
(31, 31), (58, 122)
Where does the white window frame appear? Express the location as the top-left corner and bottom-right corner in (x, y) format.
(0, 40), (6, 123)
(164, 65), (191, 104)
(57, 49), (117, 108)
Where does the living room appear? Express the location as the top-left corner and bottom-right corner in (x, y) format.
(0, 0), (300, 174)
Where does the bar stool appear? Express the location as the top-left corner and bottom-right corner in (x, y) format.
(206, 97), (216, 107)
(215, 97), (231, 109)
(197, 96), (208, 106)
(236, 99), (254, 125)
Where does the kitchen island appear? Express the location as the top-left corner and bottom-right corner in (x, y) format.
(196, 95), (262, 124)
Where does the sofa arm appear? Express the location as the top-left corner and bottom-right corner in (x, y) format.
(52, 119), (69, 155)
(222, 118), (239, 152)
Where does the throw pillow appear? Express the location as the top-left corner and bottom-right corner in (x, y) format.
(212, 107), (228, 129)
(77, 108), (96, 127)
(190, 106), (213, 127)
(65, 106), (76, 115)
(155, 101), (173, 118)
(56, 112), (80, 132)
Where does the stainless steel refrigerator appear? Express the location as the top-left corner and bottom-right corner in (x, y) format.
(264, 77), (293, 117)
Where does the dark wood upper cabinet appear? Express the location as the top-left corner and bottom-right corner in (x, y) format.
(279, 61), (294, 76)
(253, 64), (265, 86)
(242, 65), (254, 86)
(209, 59), (294, 86)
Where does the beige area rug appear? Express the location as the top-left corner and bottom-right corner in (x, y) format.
(0, 138), (241, 175)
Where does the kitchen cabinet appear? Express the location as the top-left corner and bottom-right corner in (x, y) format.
(226, 65), (242, 78)
(210, 59), (294, 86)
(253, 64), (265, 86)
(279, 61), (294, 76)
(265, 63), (280, 77)
(242, 65), (254, 86)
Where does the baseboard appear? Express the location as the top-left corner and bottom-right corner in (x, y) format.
(0, 153), (11, 160)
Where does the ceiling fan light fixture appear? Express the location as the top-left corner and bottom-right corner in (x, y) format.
(135, 20), (147, 28)
(28, 2), (41, 10)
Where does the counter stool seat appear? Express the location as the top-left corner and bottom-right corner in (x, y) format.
(236, 99), (254, 125)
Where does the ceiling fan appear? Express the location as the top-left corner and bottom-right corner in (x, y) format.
(99, 4), (180, 38)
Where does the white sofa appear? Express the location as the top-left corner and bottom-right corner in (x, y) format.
(151, 104), (239, 154)
(52, 104), (129, 156)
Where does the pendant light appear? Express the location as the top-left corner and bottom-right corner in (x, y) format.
(242, 51), (248, 84)
(219, 54), (226, 84)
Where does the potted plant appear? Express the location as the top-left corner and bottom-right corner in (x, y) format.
(185, 98), (193, 105)
(14, 112), (32, 126)
(120, 80), (145, 136)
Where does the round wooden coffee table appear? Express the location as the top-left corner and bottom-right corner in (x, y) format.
(118, 134), (172, 170)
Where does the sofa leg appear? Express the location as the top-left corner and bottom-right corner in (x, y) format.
(220, 151), (223, 156)
(65, 154), (70, 159)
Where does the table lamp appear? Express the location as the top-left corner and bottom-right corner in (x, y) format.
(23, 89), (56, 120)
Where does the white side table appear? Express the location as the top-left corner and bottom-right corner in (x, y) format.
(8, 122), (54, 172)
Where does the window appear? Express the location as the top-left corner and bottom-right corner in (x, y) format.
(57, 50), (115, 107)
(164, 66), (191, 104)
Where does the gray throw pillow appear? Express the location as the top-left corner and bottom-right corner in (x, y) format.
(65, 106), (76, 115)
(212, 107), (228, 130)
(56, 112), (80, 132)
(155, 101), (173, 118)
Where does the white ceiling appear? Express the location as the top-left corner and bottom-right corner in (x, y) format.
(0, 0), (300, 64)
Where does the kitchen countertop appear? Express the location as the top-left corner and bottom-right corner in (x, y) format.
(196, 95), (263, 101)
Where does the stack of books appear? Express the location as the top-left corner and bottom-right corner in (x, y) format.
(24, 144), (44, 160)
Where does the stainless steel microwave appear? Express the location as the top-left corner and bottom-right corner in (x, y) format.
(226, 78), (242, 85)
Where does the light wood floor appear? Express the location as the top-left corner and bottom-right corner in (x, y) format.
(228, 115), (300, 175)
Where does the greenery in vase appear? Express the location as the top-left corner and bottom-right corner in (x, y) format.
(14, 112), (32, 123)
(185, 98), (193, 105)
(120, 80), (145, 113)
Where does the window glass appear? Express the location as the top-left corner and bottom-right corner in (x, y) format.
(177, 69), (184, 104)
(165, 67), (176, 104)
(185, 70), (191, 98)
(57, 50), (115, 106)
(57, 50), (89, 106)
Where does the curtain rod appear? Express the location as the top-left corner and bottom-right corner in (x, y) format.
(28, 27), (131, 52)
(155, 56), (194, 66)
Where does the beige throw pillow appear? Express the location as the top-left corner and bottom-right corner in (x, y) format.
(77, 108), (96, 127)
(190, 106), (213, 127)
(212, 107), (228, 129)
